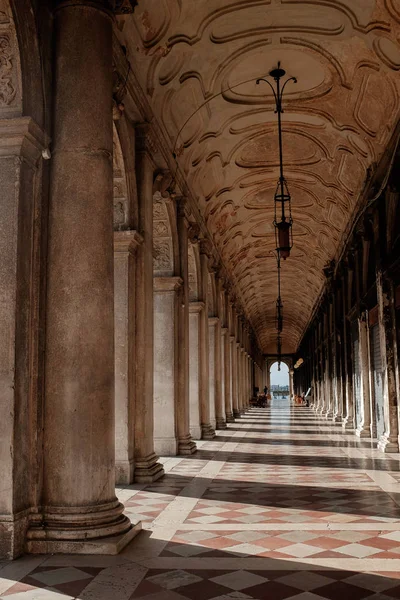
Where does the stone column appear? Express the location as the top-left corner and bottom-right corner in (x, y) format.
(114, 230), (143, 485)
(208, 316), (217, 431)
(240, 347), (246, 412)
(237, 345), (242, 413)
(231, 336), (240, 418)
(224, 327), (234, 422)
(342, 268), (354, 429)
(377, 274), (400, 452)
(28, 1), (136, 553)
(0, 118), (47, 559)
(199, 242), (215, 438)
(355, 313), (372, 438)
(289, 370), (294, 401)
(153, 277), (182, 455)
(176, 201), (197, 454)
(215, 278), (226, 429)
(189, 302), (203, 439)
(134, 126), (164, 482)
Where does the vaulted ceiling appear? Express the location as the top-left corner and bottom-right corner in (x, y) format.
(120, 0), (400, 353)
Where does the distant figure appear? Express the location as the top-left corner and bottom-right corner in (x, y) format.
(263, 386), (268, 395)
(254, 386), (259, 395)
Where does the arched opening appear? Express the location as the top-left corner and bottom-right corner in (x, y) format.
(269, 361), (290, 402)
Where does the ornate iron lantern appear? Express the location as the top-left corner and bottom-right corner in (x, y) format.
(257, 63), (297, 259)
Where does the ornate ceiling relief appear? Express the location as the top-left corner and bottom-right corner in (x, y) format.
(124, 0), (400, 353)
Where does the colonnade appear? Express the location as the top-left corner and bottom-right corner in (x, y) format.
(294, 149), (400, 452)
(0, 0), (261, 559)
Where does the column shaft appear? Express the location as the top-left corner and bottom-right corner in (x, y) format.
(176, 203), (196, 454)
(29, 2), (136, 553)
(134, 128), (164, 482)
(114, 231), (142, 484)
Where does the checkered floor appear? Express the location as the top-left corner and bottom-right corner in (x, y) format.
(3, 401), (400, 599)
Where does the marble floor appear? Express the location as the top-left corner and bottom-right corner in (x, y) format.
(3, 401), (400, 599)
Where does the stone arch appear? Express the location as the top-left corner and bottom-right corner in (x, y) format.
(188, 242), (200, 301)
(113, 124), (129, 230)
(6, 0), (46, 127)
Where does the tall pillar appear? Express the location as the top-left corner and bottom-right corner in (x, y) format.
(114, 230), (143, 484)
(377, 274), (400, 452)
(153, 277), (182, 455)
(199, 242), (215, 438)
(134, 126), (164, 482)
(236, 343), (243, 413)
(224, 326), (234, 422)
(208, 316), (217, 431)
(0, 118), (47, 559)
(342, 267), (354, 428)
(28, 1), (137, 553)
(189, 302), (203, 439)
(176, 200), (197, 454)
(355, 313), (372, 438)
(231, 336), (240, 418)
(289, 370), (294, 401)
(215, 277), (226, 429)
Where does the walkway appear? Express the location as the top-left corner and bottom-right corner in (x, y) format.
(3, 401), (400, 599)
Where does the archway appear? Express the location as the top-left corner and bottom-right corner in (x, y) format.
(269, 361), (290, 402)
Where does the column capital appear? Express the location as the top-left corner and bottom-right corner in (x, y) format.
(154, 276), (183, 292)
(199, 238), (213, 257)
(0, 117), (49, 166)
(230, 335), (235, 342)
(188, 222), (201, 244)
(208, 316), (219, 326)
(114, 230), (143, 254)
(221, 327), (229, 335)
(189, 301), (205, 314)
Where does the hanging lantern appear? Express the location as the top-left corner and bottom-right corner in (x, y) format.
(257, 63), (297, 259)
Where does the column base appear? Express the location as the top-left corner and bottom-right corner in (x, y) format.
(342, 416), (354, 430)
(154, 438), (179, 457)
(27, 521), (141, 555)
(0, 510), (29, 559)
(26, 500), (139, 555)
(134, 453), (164, 483)
(216, 418), (227, 429)
(378, 434), (399, 453)
(355, 426), (371, 438)
(332, 414), (343, 423)
(225, 412), (235, 423)
(201, 423), (216, 440)
(178, 436), (197, 455)
(115, 459), (135, 485)
(233, 409), (241, 418)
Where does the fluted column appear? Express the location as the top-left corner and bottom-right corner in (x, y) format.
(134, 126), (164, 482)
(114, 230), (143, 484)
(28, 0), (136, 553)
